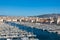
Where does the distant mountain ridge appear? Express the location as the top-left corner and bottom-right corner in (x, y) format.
(0, 15), (7, 17)
(34, 13), (60, 18)
(0, 14), (60, 18)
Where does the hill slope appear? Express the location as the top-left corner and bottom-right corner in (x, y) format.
(34, 14), (60, 18)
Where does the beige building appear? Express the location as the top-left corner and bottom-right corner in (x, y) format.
(50, 17), (55, 24)
(0, 19), (3, 22)
(12, 19), (17, 22)
(0, 16), (59, 24)
(5, 17), (12, 22)
(57, 17), (60, 24)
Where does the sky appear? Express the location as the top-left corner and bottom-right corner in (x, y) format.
(0, 0), (60, 16)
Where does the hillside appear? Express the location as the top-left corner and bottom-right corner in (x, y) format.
(34, 13), (60, 18)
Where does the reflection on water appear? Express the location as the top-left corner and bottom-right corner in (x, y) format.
(0, 38), (6, 40)
(5, 22), (60, 40)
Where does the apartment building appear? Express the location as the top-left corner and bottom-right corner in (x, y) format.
(57, 16), (60, 24)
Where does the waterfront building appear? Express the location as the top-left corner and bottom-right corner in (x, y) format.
(0, 19), (3, 22)
(12, 19), (17, 22)
(57, 16), (60, 24)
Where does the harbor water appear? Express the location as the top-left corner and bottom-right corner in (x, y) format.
(2, 21), (60, 40)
